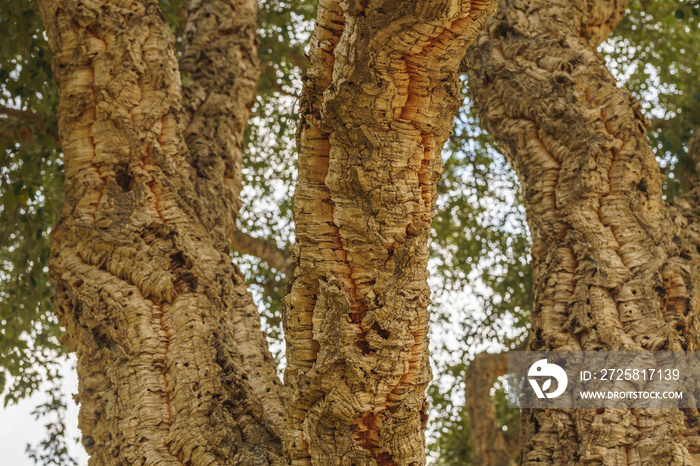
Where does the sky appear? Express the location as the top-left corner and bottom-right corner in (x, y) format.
(0, 357), (87, 465)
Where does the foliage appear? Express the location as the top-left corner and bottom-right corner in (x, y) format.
(606, 0), (700, 196)
(25, 373), (79, 466)
(427, 381), (474, 466)
(0, 0), (64, 405)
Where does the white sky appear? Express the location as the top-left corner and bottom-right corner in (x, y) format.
(0, 357), (87, 465)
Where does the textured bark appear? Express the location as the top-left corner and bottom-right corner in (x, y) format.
(39, 0), (284, 464)
(465, 351), (517, 466)
(468, 0), (700, 463)
(180, 0), (286, 436)
(284, 0), (496, 464)
(180, 0), (258, 242)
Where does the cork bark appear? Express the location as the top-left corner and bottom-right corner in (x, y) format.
(180, 0), (258, 242)
(180, 0), (286, 437)
(284, 0), (496, 465)
(39, 0), (284, 464)
(468, 0), (700, 463)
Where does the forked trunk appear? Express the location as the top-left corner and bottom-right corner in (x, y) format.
(39, 0), (498, 463)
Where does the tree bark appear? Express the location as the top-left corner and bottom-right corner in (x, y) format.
(39, 0), (284, 464)
(465, 351), (516, 466)
(38, 0), (501, 463)
(180, 0), (286, 437)
(468, 0), (700, 463)
(180, 0), (257, 243)
(284, 0), (496, 464)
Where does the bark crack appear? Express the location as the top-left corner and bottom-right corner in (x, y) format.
(156, 302), (186, 466)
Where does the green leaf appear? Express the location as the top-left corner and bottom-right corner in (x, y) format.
(181, 72), (193, 89)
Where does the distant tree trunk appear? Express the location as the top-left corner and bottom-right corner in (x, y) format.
(285, 0), (495, 464)
(465, 351), (516, 466)
(39, 0), (284, 463)
(468, 0), (700, 463)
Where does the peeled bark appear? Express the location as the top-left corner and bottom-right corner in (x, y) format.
(39, 0), (284, 463)
(468, 0), (700, 463)
(284, 0), (496, 464)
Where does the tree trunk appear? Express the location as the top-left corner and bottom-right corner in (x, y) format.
(465, 351), (516, 466)
(179, 0), (286, 435)
(468, 0), (700, 463)
(39, 0), (284, 463)
(284, 0), (496, 464)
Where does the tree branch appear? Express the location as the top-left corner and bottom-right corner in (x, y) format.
(0, 105), (50, 125)
(179, 0), (286, 439)
(0, 105), (60, 147)
(179, 0), (260, 244)
(231, 229), (291, 271)
(0, 125), (60, 148)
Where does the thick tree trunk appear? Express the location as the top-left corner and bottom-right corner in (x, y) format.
(284, 0), (496, 464)
(468, 0), (700, 463)
(39, 0), (284, 464)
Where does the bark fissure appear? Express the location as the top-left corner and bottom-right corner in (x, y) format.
(157, 302), (185, 466)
